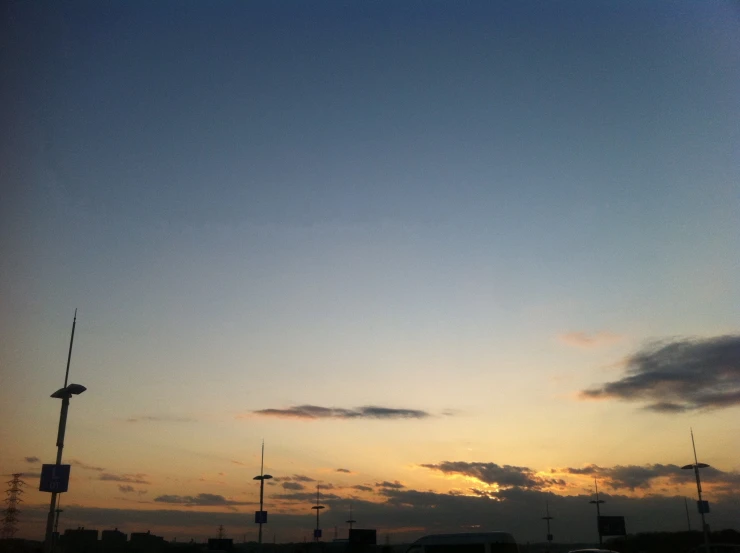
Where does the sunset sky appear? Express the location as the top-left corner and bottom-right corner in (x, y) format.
(2, 0), (739, 545)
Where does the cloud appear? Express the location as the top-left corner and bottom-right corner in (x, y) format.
(100, 473), (151, 485)
(581, 335), (740, 411)
(292, 474), (316, 482)
(558, 463), (740, 491)
(24, 456), (40, 464)
(281, 482), (305, 491)
(126, 415), (196, 423)
(352, 485), (373, 492)
(272, 491), (342, 502)
(336, 468), (352, 473)
(154, 493), (248, 507)
(375, 480), (405, 489)
(69, 459), (105, 472)
(558, 331), (623, 348)
(251, 404), (430, 420)
(421, 462), (559, 490)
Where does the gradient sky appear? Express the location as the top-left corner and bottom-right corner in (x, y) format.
(2, 0), (739, 545)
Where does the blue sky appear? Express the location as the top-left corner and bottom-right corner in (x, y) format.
(1, 0), (739, 544)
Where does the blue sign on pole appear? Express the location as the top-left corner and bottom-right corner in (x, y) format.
(255, 510), (268, 524)
(313, 529), (322, 539)
(39, 464), (71, 493)
(697, 500), (710, 514)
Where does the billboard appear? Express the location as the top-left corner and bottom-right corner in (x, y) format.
(598, 515), (626, 536)
(349, 529), (377, 545)
(39, 464), (71, 493)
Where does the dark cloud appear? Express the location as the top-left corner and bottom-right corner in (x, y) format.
(15, 484), (740, 544)
(100, 473), (151, 485)
(293, 474), (316, 483)
(69, 459), (105, 472)
(272, 491), (342, 502)
(154, 493), (248, 507)
(24, 456), (40, 464)
(336, 468), (351, 473)
(559, 463), (740, 491)
(126, 415), (196, 423)
(352, 485), (373, 492)
(252, 404), (430, 420)
(581, 335), (740, 411)
(375, 480), (405, 489)
(281, 482), (305, 491)
(421, 461), (558, 490)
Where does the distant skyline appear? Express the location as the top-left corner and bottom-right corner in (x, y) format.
(1, 0), (739, 545)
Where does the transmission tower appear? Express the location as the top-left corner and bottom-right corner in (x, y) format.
(2, 473), (26, 539)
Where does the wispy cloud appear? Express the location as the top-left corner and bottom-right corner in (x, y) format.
(24, 456), (40, 464)
(421, 462), (563, 490)
(375, 480), (405, 489)
(336, 468), (352, 473)
(558, 331), (623, 348)
(273, 491), (342, 502)
(154, 493), (247, 507)
(100, 473), (151, 485)
(250, 404), (430, 420)
(557, 463), (740, 491)
(70, 459), (105, 472)
(118, 485), (148, 495)
(282, 482), (305, 491)
(352, 485), (373, 492)
(580, 335), (740, 411)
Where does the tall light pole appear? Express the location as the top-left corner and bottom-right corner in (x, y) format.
(44, 311), (86, 553)
(253, 441), (272, 548)
(682, 429), (711, 552)
(589, 479), (605, 547)
(542, 500), (554, 552)
(346, 502), (356, 536)
(311, 484), (324, 542)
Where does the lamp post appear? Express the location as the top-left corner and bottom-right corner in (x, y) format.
(311, 484), (324, 542)
(44, 311), (86, 553)
(682, 429), (711, 552)
(542, 500), (554, 552)
(346, 502), (356, 536)
(589, 479), (605, 547)
(253, 441), (272, 547)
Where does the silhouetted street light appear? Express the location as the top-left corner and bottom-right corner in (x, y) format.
(682, 429), (711, 552)
(542, 500), (554, 552)
(589, 479), (605, 547)
(311, 484), (325, 542)
(44, 312), (85, 553)
(346, 502), (356, 535)
(45, 383), (86, 553)
(253, 441), (272, 547)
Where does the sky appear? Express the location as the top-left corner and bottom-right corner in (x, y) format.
(1, 0), (739, 545)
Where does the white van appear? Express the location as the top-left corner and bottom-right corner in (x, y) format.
(406, 532), (519, 553)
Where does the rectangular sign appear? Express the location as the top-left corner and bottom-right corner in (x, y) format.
(697, 500), (710, 514)
(313, 529), (322, 538)
(598, 515), (626, 536)
(39, 464), (71, 493)
(254, 510), (267, 523)
(349, 529), (377, 545)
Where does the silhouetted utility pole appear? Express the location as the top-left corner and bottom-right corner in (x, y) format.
(253, 440), (273, 548)
(682, 429), (711, 552)
(311, 484), (324, 542)
(589, 479), (605, 546)
(346, 502), (356, 535)
(542, 500), (554, 552)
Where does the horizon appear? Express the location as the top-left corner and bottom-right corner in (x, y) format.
(2, 0), (739, 547)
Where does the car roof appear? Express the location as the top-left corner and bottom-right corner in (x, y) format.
(412, 532), (517, 545)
